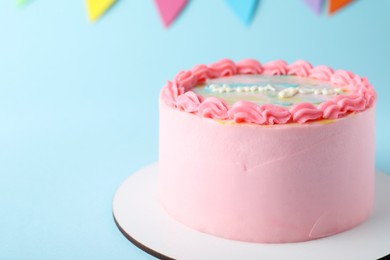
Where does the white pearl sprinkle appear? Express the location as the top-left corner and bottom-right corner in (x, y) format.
(334, 88), (342, 94)
(298, 88), (314, 94)
(209, 84), (218, 90)
(265, 84), (276, 92)
(243, 86), (250, 92)
(322, 88), (334, 95)
(278, 87), (299, 98)
(236, 87), (243, 93)
(250, 86), (258, 92)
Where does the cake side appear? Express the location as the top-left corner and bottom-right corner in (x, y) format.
(158, 101), (375, 243)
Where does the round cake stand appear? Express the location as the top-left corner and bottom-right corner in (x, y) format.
(112, 163), (390, 260)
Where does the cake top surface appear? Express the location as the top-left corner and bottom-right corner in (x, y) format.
(160, 59), (376, 125)
(193, 75), (340, 108)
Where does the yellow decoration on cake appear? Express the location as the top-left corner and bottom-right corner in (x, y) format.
(318, 119), (336, 125)
(217, 120), (235, 125)
(85, 0), (116, 22)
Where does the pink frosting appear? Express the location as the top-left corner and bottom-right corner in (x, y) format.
(355, 77), (377, 108)
(318, 100), (343, 119)
(361, 85), (376, 108)
(191, 64), (213, 83)
(173, 70), (197, 92)
(260, 104), (291, 124)
(159, 101), (375, 243)
(160, 59), (377, 125)
(262, 60), (288, 75)
(209, 59), (237, 78)
(287, 60), (312, 77)
(334, 94), (366, 113)
(236, 59), (263, 74)
(228, 101), (266, 124)
(176, 91), (203, 113)
(198, 97), (229, 120)
(290, 103), (323, 124)
(331, 70), (355, 86)
(309, 65), (334, 81)
(228, 102), (292, 125)
(160, 81), (182, 107)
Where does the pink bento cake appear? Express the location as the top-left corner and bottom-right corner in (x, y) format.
(158, 59), (376, 243)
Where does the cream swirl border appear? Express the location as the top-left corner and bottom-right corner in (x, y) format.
(160, 59), (377, 125)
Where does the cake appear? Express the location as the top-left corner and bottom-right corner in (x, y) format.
(158, 59), (376, 243)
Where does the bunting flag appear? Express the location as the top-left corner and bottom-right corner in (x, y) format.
(16, 0), (32, 8)
(15, 0), (360, 25)
(303, 0), (323, 15)
(154, 0), (188, 28)
(328, 0), (353, 15)
(225, 0), (259, 26)
(86, 0), (117, 22)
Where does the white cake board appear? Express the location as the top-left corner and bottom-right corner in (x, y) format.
(112, 163), (390, 260)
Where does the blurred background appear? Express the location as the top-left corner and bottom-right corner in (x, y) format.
(0, 0), (389, 259)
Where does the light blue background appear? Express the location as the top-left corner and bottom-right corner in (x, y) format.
(0, 1), (389, 259)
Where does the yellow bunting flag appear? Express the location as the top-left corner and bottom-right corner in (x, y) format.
(86, 0), (116, 22)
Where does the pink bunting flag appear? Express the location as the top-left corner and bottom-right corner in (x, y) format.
(303, 0), (323, 15)
(154, 0), (189, 28)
